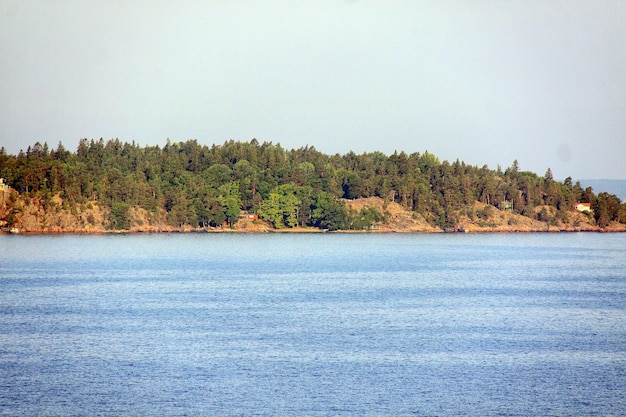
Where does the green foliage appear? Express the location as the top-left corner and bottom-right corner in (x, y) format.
(618, 203), (626, 224)
(258, 184), (301, 228)
(592, 192), (621, 227)
(109, 202), (131, 230)
(311, 191), (348, 231)
(0, 138), (620, 231)
(217, 182), (242, 226)
(347, 207), (384, 230)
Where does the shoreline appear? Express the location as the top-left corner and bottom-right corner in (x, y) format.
(3, 227), (624, 235)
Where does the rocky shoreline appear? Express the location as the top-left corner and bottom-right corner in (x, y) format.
(4, 196), (625, 235)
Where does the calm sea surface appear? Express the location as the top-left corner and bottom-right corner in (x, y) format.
(0, 233), (624, 417)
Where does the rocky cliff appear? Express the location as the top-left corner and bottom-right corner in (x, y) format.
(2, 192), (624, 234)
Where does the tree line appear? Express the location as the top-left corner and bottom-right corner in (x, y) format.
(1, 138), (624, 230)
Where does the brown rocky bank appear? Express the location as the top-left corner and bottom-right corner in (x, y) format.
(453, 201), (620, 233)
(346, 197), (625, 233)
(3, 193), (625, 234)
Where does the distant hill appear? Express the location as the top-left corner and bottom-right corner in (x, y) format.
(578, 179), (626, 201)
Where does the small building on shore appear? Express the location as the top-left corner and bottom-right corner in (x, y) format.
(239, 212), (259, 221)
(575, 202), (592, 213)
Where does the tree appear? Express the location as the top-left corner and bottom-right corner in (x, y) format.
(222, 195), (241, 226)
(347, 206), (384, 230)
(544, 168), (553, 181)
(617, 203), (626, 224)
(109, 202), (131, 230)
(592, 192), (621, 228)
(257, 192), (283, 228)
(294, 162), (315, 186)
(340, 170), (362, 199)
(564, 176), (573, 189)
(537, 207), (549, 222)
(217, 182), (242, 226)
(311, 191), (348, 231)
(258, 184), (302, 228)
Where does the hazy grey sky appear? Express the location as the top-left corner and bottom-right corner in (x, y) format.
(1, 0), (625, 179)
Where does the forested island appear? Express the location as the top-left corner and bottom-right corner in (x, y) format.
(1, 138), (625, 233)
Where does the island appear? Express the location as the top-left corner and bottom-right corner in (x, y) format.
(1, 139), (625, 233)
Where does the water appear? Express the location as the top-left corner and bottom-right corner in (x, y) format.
(0, 233), (624, 417)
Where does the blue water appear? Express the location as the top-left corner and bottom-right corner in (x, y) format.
(1, 233), (625, 417)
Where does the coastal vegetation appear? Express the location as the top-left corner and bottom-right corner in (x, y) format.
(1, 138), (625, 232)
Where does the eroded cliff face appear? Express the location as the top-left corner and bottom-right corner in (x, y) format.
(2, 192), (625, 234)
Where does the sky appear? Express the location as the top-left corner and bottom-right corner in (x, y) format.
(1, 1), (625, 180)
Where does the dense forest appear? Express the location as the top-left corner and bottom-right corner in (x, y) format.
(1, 138), (625, 231)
